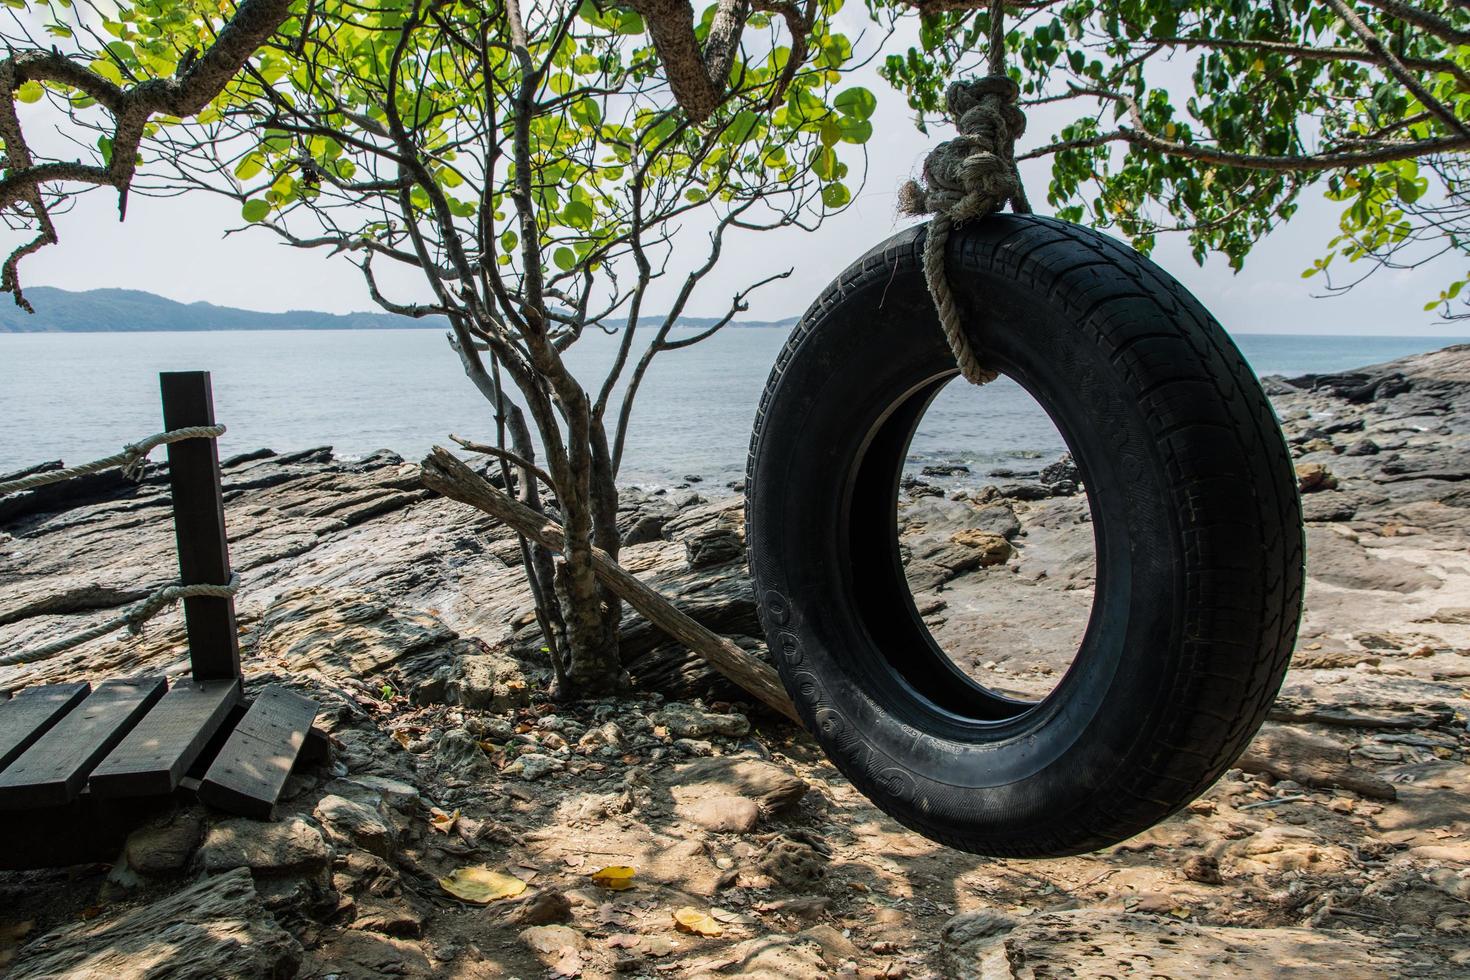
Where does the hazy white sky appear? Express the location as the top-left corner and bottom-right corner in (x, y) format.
(5, 9), (1468, 337)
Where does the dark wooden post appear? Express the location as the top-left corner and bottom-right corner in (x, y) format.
(160, 372), (240, 682)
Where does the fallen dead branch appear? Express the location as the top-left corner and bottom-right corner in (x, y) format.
(419, 446), (799, 722)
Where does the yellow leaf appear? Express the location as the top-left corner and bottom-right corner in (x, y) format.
(392, 730), (412, 749)
(590, 865), (637, 890)
(439, 866), (528, 904)
(673, 906), (724, 937)
(428, 807), (460, 834)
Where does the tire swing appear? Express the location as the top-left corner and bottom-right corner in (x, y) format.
(744, 11), (1305, 857)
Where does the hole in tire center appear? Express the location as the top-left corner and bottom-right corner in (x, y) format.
(898, 375), (1098, 703)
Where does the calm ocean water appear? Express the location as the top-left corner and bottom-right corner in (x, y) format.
(0, 329), (1463, 488)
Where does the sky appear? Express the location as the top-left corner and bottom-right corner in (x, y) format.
(3, 9), (1468, 338)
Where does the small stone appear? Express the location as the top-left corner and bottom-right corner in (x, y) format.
(1344, 437), (1381, 456)
(1295, 461), (1339, 493)
(948, 528), (1013, 566)
(510, 889), (574, 926)
(1183, 854), (1223, 885)
(435, 728), (492, 772)
(198, 816), (331, 877)
(314, 794), (396, 859)
(577, 721), (624, 752)
(679, 795), (761, 834)
(506, 752), (561, 780)
(519, 924), (585, 976)
(649, 703), (751, 739)
(758, 837), (827, 889)
(799, 924), (860, 967)
(675, 738), (716, 756)
(466, 716), (516, 741)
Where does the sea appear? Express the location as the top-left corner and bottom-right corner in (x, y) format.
(0, 329), (1463, 489)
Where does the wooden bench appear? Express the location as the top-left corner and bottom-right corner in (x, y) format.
(0, 372), (326, 870)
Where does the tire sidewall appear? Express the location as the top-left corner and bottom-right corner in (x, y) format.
(747, 218), (1201, 848)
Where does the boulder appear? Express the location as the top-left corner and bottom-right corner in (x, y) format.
(9, 868), (300, 979)
(314, 794), (397, 859)
(444, 650), (532, 711)
(650, 703), (750, 738)
(198, 816), (332, 876)
(684, 526), (745, 570)
(1238, 724), (1396, 800)
(123, 807), (205, 877)
(435, 728), (493, 772)
(948, 529), (1013, 566)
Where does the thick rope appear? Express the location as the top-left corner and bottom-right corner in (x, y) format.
(898, 1), (1029, 386)
(0, 572), (241, 668)
(0, 424), (227, 495)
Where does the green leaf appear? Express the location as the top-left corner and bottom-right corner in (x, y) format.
(834, 86), (876, 120)
(15, 81), (43, 103)
(553, 246), (576, 271)
(241, 199), (270, 222)
(821, 182), (851, 208)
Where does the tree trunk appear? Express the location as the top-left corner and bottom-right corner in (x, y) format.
(421, 447), (797, 720)
(553, 423), (627, 694)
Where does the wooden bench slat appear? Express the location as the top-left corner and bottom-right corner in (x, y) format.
(88, 679), (243, 799)
(0, 678), (166, 809)
(198, 685), (317, 820)
(0, 683), (90, 773)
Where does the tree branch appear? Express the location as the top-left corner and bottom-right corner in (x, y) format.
(421, 447), (799, 721)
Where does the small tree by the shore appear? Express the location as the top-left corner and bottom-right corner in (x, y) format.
(0, 0), (868, 699)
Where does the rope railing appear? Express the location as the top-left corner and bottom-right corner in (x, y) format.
(0, 423), (236, 669)
(0, 424), (227, 495)
(0, 573), (241, 668)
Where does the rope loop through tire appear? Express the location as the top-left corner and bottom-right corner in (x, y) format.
(900, 74), (1030, 387)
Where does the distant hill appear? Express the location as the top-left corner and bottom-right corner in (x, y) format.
(0, 286), (798, 332)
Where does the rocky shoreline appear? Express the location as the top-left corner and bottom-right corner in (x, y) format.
(2, 345), (1469, 977)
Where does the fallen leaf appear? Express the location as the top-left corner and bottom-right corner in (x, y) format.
(427, 807), (460, 834)
(392, 730), (412, 749)
(439, 866), (528, 904)
(607, 933), (641, 949)
(673, 907), (724, 937)
(591, 865), (637, 890)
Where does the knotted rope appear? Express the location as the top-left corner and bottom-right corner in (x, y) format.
(898, 1), (1029, 386)
(0, 572), (241, 668)
(0, 424), (227, 495)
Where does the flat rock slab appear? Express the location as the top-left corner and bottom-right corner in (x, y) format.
(8, 867), (301, 978)
(941, 909), (1412, 979)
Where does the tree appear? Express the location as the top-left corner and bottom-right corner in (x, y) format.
(0, 0), (871, 697)
(872, 0), (1470, 317)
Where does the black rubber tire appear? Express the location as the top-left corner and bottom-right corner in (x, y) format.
(745, 215), (1304, 857)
